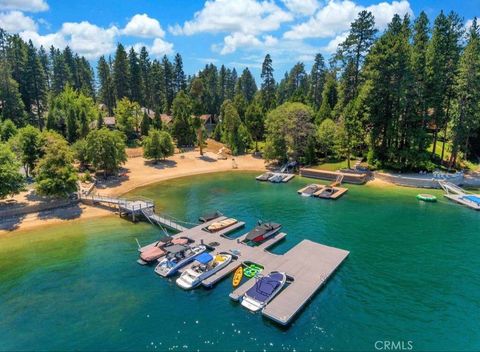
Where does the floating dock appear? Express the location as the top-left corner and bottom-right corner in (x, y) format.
(256, 172), (295, 183)
(439, 181), (480, 210)
(297, 183), (348, 200)
(140, 214), (349, 326)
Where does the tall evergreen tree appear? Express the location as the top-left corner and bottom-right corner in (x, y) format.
(308, 53), (326, 110)
(113, 43), (130, 100)
(162, 55), (174, 113)
(449, 18), (480, 167)
(173, 53), (186, 94)
(139, 46), (152, 108)
(260, 54), (276, 111)
(25, 41), (47, 128)
(97, 56), (115, 114)
(427, 11), (464, 161)
(237, 68), (257, 103)
(128, 47), (143, 103)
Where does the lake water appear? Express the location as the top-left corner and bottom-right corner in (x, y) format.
(1, 172), (479, 351)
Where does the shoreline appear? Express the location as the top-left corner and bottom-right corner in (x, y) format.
(0, 151), (430, 235)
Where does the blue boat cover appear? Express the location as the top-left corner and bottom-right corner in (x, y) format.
(463, 195), (480, 205)
(246, 272), (284, 303)
(195, 253), (213, 264)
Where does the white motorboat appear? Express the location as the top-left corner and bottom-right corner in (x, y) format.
(154, 244), (206, 277)
(176, 252), (233, 289)
(269, 174), (284, 183)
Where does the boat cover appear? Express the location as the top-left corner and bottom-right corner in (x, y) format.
(199, 211), (221, 222)
(246, 272), (284, 303)
(244, 223), (281, 242)
(166, 244), (188, 254)
(140, 247), (166, 261)
(195, 253), (213, 264)
(171, 238), (188, 245)
(463, 195), (480, 205)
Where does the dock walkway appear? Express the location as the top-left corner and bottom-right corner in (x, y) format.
(157, 218), (349, 326)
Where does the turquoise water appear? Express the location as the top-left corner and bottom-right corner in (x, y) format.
(1, 172), (479, 351)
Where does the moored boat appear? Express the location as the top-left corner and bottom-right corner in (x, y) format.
(176, 252), (233, 289)
(154, 244), (207, 277)
(243, 222), (282, 243)
(256, 172), (273, 181)
(199, 211), (223, 223)
(206, 218), (238, 232)
(138, 237), (189, 264)
(240, 271), (287, 312)
(301, 184), (321, 197)
(269, 174), (284, 183)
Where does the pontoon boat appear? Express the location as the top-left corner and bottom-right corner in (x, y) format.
(138, 237), (189, 264)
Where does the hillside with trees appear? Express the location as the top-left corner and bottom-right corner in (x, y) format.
(0, 10), (479, 199)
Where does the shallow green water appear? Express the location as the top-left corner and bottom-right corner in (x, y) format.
(1, 172), (479, 351)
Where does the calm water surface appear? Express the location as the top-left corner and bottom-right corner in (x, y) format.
(1, 172), (479, 351)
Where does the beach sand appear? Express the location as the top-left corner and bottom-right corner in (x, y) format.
(0, 149), (266, 235)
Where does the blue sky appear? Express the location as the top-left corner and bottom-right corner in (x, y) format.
(0, 0), (478, 79)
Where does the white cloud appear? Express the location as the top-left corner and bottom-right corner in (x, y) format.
(281, 0), (319, 16)
(0, 0), (48, 12)
(170, 0), (293, 36)
(60, 21), (119, 59)
(0, 10), (36, 32)
(20, 30), (65, 48)
(284, 0), (413, 40)
(322, 31), (348, 53)
(150, 37), (174, 56)
(122, 13), (166, 38)
(21, 21), (119, 59)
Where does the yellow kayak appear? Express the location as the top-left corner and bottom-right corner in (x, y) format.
(232, 266), (243, 287)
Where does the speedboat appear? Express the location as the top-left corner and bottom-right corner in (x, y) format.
(256, 172), (273, 181)
(269, 174), (284, 183)
(138, 237), (189, 265)
(241, 271), (287, 312)
(243, 222), (282, 243)
(176, 252), (233, 289)
(207, 218), (238, 232)
(301, 184), (321, 197)
(154, 244), (206, 277)
(316, 186), (336, 198)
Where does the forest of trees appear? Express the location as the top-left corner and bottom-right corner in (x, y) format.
(0, 9), (480, 198)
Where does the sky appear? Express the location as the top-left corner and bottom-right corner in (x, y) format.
(0, 0), (478, 79)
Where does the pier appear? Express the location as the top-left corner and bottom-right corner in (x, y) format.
(79, 194), (189, 231)
(439, 181), (480, 210)
(139, 214), (349, 326)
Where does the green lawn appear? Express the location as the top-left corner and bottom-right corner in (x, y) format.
(310, 159), (353, 171)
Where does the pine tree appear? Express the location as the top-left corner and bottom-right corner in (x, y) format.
(0, 61), (26, 126)
(173, 53), (186, 94)
(97, 111), (104, 129)
(171, 90), (195, 146)
(153, 108), (162, 130)
(113, 43), (130, 100)
(139, 46), (152, 108)
(25, 41), (47, 129)
(151, 59), (166, 112)
(66, 108), (78, 143)
(140, 111), (151, 136)
(97, 56), (115, 115)
(260, 54), (276, 111)
(162, 55), (174, 113)
(38, 46), (50, 89)
(128, 47), (143, 103)
(51, 48), (70, 96)
(78, 109), (89, 138)
(237, 68), (257, 103)
(285, 63), (308, 103)
(427, 11), (463, 161)
(449, 18), (480, 167)
(337, 10), (377, 103)
(308, 53), (326, 110)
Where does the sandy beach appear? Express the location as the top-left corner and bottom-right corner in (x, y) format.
(0, 148), (267, 235)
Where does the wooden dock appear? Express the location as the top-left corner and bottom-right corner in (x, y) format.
(444, 194), (480, 210)
(297, 184), (348, 200)
(145, 215), (349, 326)
(300, 168), (367, 184)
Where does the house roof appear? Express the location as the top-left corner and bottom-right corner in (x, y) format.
(160, 114), (172, 124)
(104, 116), (116, 126)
